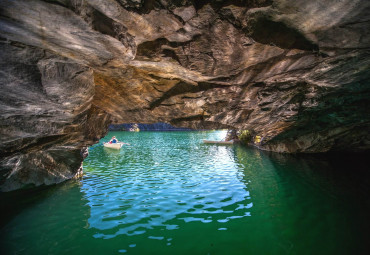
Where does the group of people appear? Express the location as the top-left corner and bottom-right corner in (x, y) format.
(225, 130), (239, 142)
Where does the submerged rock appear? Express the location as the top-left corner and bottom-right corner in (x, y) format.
(0, 0), (369, 190)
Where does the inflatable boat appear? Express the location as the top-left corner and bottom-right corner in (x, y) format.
(203, 140), (235, 145)
(103, 142), (124, 149)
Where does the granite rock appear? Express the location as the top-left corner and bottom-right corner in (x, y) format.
(0, 0), (369, 190)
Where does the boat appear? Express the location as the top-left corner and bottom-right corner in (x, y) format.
(103, 142), (124, 149)
(203, 140), (235, 145)
(129, 123), (140, 132)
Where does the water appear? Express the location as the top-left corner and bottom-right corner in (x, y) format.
(1, 131), (369, 254)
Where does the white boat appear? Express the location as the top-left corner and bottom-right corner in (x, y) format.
(203, 140), (235, 145)
(103, 142), (124, 149)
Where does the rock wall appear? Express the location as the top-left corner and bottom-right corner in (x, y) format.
(0, 41), (111, 191)
(0, 0), (369, 190)
(108, 123), (193, 131)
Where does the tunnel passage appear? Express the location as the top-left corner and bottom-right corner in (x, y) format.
(0, 0), (369, 191)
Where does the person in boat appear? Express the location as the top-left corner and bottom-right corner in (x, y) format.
(108, 136), (130, 145)
(109, 136), (118, 144)
(225, 129), (239, 142)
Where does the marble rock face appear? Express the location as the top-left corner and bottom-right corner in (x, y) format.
(0, 0), (369, 190)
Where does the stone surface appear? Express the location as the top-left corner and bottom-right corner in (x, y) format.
(0, 0), (369, 190)
(0, 41), (111, 191)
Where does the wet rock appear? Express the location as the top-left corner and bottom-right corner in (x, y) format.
(0, 0), (369, 190)
(0, 41), (110, 191)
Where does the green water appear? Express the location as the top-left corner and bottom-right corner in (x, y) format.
(1, 131), (369, 254)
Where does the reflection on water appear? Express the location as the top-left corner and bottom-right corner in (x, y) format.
(84, 131), (252, 239)
(0, 131), (369, 255)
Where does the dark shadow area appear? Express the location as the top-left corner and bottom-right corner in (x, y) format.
(114, 0), (272, 13)
(109, 122), (193, 131)
(148, 81), (228, 110)
(234, 145), (370, 253)
(265, 151), (370, 200)
(265, 150), (370, 252)
(91, 9), (117, 37)
(89, 8), (135, 49)
(193, 0), (272, 11)
(0, 181), (90, 255)
(248, 18), (319, 51)
(0, 184), (61, 228)
(135, 38), (169, 60)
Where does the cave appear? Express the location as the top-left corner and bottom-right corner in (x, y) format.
(0, 0), (368, 190)
(0, 0), (369, 253)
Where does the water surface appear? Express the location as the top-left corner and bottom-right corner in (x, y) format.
(1, 131), (369, 254)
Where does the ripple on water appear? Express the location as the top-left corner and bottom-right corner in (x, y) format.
(82, 131), (252, 240)
(1, 131), (368, 255)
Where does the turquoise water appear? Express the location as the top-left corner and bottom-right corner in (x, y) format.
(1, 131), (369, 254)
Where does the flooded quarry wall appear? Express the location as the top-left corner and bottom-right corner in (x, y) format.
(0, 0), (369, 190)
